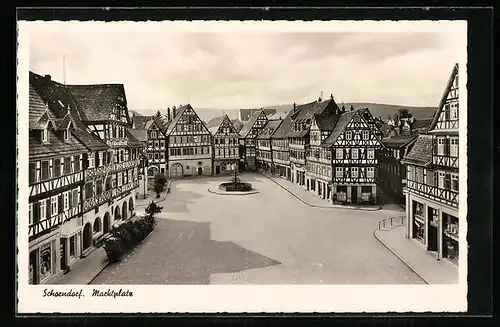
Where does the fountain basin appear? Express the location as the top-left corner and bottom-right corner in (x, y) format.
(218, 181), (253, 192)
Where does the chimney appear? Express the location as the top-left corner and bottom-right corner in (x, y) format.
(318, 96), (322, 103)
(341, 104), (346, 113)
(350, 105), (354, 111)
(330, 93), (334, 100)
(172, 106), (177, 118)
(293, 102), (296, 112)
(44, 74), (51, 80)
(167, 107), (171, 121)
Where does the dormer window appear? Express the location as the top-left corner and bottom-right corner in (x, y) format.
(42, 128), (48, 142)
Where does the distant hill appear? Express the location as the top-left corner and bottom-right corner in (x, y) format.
(131, 102), (437, 123)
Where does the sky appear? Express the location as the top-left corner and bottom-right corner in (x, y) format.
(27, 21), (465, 111)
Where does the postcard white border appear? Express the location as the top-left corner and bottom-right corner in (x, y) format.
(17, 19), (468, 314)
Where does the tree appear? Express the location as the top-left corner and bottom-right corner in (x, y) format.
(145, 200), (163, 218)
(153, 174), (167, 198)
(393, 113), (400, 125)
(398, 108), (412, 119)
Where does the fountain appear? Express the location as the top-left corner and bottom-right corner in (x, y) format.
(218, 164), (253, 192)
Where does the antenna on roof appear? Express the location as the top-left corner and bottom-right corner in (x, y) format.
(63, 55), (66, 86)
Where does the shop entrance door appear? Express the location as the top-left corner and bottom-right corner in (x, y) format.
(60, 238), (67, 271)
(427, 225), (438, 251)
(215, 165), (220, 174)
(351, 186), (358, 203)
(29, 250), (38, 285)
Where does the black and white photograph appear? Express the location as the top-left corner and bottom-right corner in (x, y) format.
(17, 17), (468, 313)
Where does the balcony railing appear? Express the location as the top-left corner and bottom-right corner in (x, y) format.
(406, 180), (458, 208)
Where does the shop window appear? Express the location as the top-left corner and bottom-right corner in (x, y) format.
(39, 244), (52, 282)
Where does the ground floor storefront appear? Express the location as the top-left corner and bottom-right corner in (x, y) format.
(291, 164), (306, 187)
(168, 158), (212, 178)
(332, 184), (378, 205)
(274, 163), (291, 181)
(405, 192), (459, 265)
(214, 159), (239, 175)
(305, 177), (331, 201)
(29, 229), (63, 285)
(256, 160), (273, 174)
(147, 163), (168, 178)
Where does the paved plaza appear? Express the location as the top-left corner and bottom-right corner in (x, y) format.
(91, 173), (425, 285)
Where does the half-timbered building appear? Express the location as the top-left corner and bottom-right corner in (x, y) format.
(66, 82), (141, 255)
(402, 63), (460, 265)
(379, 118), (433, 204)
(209, 114), (240, 175)
(238, 109), (269, 171)
(323, 106), (384, 204)
(164, 104), (212, 177)
(28, 72), (110, 284)
(305, 110), (340, 201)
(130, 115), (168, 177)
(287, 95), (339, 188)
(255, 119), (282, 174)
(270, 113), (292, 180)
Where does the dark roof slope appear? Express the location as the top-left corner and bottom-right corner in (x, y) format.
(239, 110), (266, 138)
(29, 84), (48, 129)
(382, 134), (418, 148)
(321, 110), (358, 147)
(29, 125), (88, 160)
(314, 112), (340, 131)
(286, 99), (339, 137)
(401, 134), (433, 167)
(66, 83), (128, 123)
(256, 120), (282, 139)
(240, 108), (276, 121)
(126, 129), (144, 148)
(132, 116), (153, 129)
(271, 111), (293, 139)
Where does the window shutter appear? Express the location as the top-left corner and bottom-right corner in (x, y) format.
(33, 202), (40, 223)
(58, 194), (63, 213)
(46, 199), (51, 218)
(68, 191), (73, 210)
(445, 138), (450, 156)
(432, 138), (438, 156)
(445, 173), (451, 190)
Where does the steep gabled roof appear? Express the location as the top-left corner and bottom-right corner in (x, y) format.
(286, 99), (339, 137)
(382, 134), (419, 149)
(429, 63), (459, 131)
(240, 108), (276, 121)
(126, 129), (144, 148)
(210, 114), (241, 137)
(313, 111), (340, 131)
(256, 120), (282, 139)
(163, 104), (209, 136)
(127, 128), (148, 143)
(29, 84), (48, 129)
(29, 128), (89, 160)
(66, 83), (129, 123)
(271, 110), (294, 139)
(321, 110), (358, 147)
(132, 116), (153, 129)
(401, 134), (433, 167)
(239, 109), (267, 138)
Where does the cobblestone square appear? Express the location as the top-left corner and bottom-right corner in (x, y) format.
(91, 173), (425, 284)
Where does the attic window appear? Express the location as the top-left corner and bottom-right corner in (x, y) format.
(42, 128), (48, 142)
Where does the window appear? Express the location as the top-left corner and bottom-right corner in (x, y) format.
(367, 167), (375, 178)
(40, 161), (50, 181)
(89, 153), (95, 168)
(438, 172), (445, 188)
(63, 157), (71, 174)
(351, 149), (359, 159)
(351, 167), (359, 178)
(452, 174), (459, 191)
(98, 152), (103, 167)
(367, 149), (375, 159)
(29, 203), (33, 225)
(437, 138), (445, 155)
(29, 163), (36, 183)
(154, 140), (159, 148)
(84, 183), (93, 199)
(72, 189), (79, 208)
(336, 149), (343, 159)
(345, 131), (352, 140)
(51, 197), (58, 217)
(118, 173), (122, 187)
(335, 167), (343, 178)
(160, 140), (165, 147)
(39, 200), (46, 221)
(363, 130), (369, 140)
(444, 173), (451, 190)
(96, 179), (103, 195)
(151, 131), (157, 138)
(450, 138), (459, 157)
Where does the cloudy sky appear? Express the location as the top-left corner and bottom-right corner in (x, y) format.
(27, 21), (464, 111)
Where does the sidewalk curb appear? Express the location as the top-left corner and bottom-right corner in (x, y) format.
(259, 172), (381, 211)
(207, 189), (260, 196)
(136, 182), (170, 207)
(87, 226), (157, 285)
(373, 225), (429, 284)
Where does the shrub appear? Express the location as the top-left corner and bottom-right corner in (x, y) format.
(145, 201), (163, 218)
(153, 174), (167, 198)
(103, 236), (125, 263)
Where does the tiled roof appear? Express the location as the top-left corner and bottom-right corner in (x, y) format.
(285, 99), (339, 137)
(401, 134), (433, 167)
(382, 134), (418, 148)
(239, 109), (266, 138)
(240, 108), (276, 121)
(127, 128), (148, 143)
(271, 111), (293, 139)
(56, 114), (73, 131)
(256, 120), (282, 139)
(29, 128), (88, 160)
(132, 116), (153, 129)
(321, 109), (358, 147)
(411, 118), (434, 132)
(314, 111), (340, 131)
(126, 129), (144, 148)
(30, 72), (108, 152)
(29, 84), (47, 129)
(66, 83), (128, 123)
